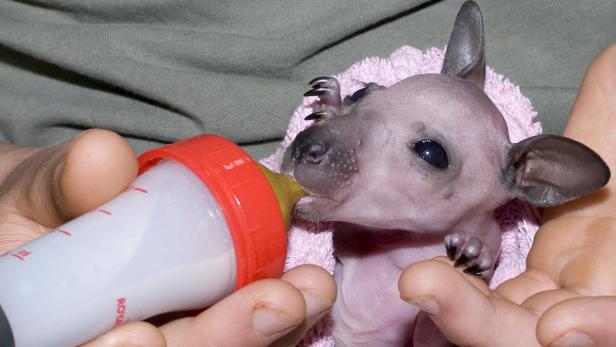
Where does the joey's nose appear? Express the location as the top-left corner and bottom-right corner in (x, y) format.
(293, 136), (329, 164)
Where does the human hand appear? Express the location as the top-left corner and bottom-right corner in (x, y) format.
(0, 129), (336, 347)
(399, 43), (616, 347)
(85, 263), (335, 347)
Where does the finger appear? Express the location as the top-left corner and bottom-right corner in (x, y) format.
(543, 43), (616, 221)
(159, 278), (308, 347)
(0, 144), (38, 183)
(538, 296), (616, 347)
(496, 269), (558, 305)
(272, 264), (337, 347)
(4, 129), (137, 227)
(399, 258), (540, 347)
(81, 265), (335, 347)
(0, 130), (137, 253)
(80, 321), (166, 347)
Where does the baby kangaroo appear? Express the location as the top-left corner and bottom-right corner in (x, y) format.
(282, 1), (610, 346)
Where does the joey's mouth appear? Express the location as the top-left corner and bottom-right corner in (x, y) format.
(297, 193), (337, 204)
(288, 156), (357, 198)
(292, 194), (339, 223)
(295, 193), (338, 211)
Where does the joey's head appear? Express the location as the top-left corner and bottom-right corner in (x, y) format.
(282, 1), (610, 232)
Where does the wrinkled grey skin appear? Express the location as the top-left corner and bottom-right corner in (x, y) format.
(281, 1), (610, 346)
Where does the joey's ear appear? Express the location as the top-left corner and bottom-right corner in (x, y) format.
(441, 0), (486, 88)
(503, 135), (611, 207)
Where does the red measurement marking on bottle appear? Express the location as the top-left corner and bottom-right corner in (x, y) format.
(114, 297), (127, 327)
(131, 186), (148, 193)
(11, 249), (32, 261)
(98, 209), (112, 216)
(57, 228), (72, 236)
(125, 185), (148, 193)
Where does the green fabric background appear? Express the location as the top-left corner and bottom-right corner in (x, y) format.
(1, 0), (614, 159)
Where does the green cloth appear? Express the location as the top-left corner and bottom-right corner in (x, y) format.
(1, 0), (614, 159)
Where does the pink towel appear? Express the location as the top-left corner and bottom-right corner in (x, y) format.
(260, 46), (542, 347)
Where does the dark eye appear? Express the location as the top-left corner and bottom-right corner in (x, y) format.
(413, 139), (449, 169)
(350, 87), (368, 102)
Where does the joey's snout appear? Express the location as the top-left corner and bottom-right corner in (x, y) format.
(292, 131), (329, 164)
(283, 124), (361, 197)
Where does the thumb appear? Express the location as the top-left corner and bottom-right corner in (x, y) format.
(399, 258), (539, 347)
(538, 296), (616, 347)
(0, 129), (137, 251)
(45, 129), (138, 221)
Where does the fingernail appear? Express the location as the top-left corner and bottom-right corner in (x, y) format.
(550, 331), (595, 347)
(252, 307), (300, 336)
(403, 295), (440, 315)
(302, 291), (333, 318)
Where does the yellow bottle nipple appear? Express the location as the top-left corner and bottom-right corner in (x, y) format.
(257, 164), (305, 228)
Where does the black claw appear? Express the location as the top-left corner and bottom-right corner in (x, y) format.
(304, 87), (332, 97)
(454, 253), (469, 267)
(308, 76), (332, 85)
(304, 110), (335, 121)
(463, 264), (483, 275)
(304, 112), (323, 121)
(446, 244), (457, 260)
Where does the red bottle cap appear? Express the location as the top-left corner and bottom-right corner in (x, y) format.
(138, 135), (286, 290)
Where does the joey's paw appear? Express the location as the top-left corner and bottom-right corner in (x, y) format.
(444, 232), (495, 277)
(304, 77), (342, 120)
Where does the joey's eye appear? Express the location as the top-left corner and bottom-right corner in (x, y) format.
(350, 87), (368, 102)
(413, 139), (449, 169)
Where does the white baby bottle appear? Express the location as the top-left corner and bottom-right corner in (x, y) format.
(0, 134), (304, 347)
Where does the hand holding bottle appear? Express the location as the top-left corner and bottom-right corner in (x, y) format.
(0, 129), (336, 347)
